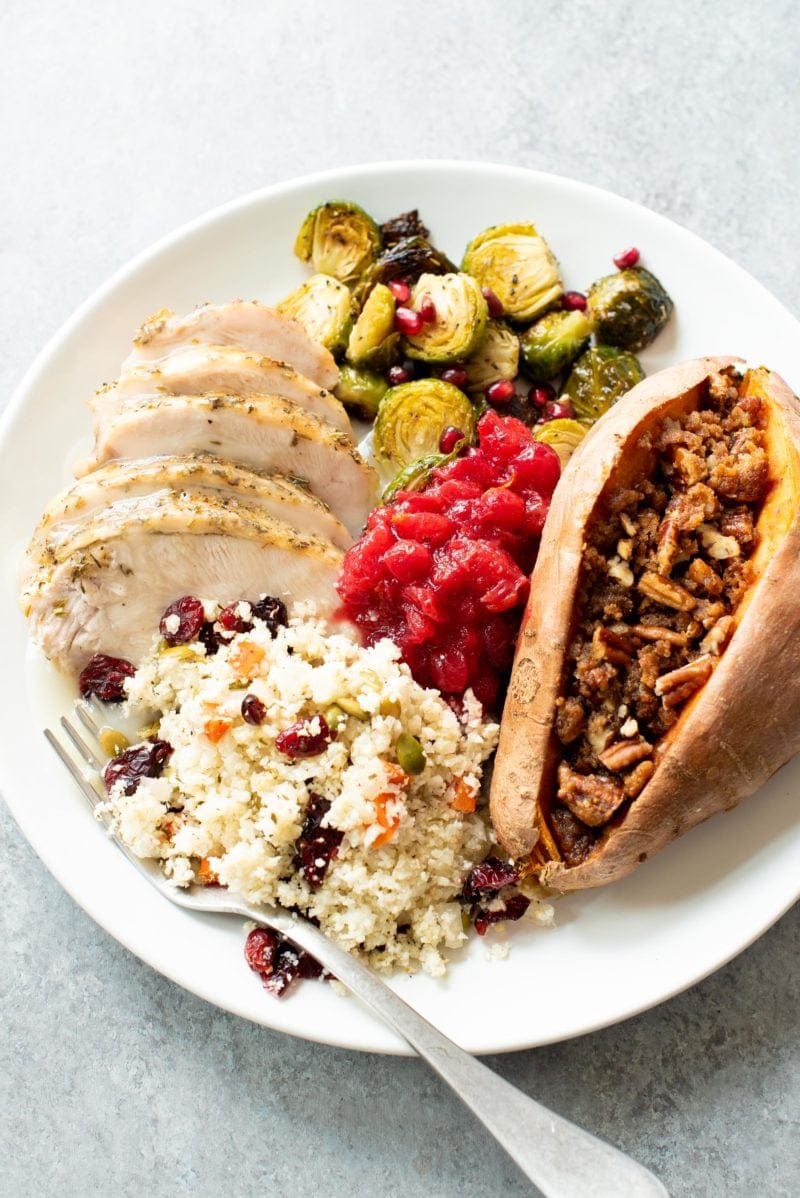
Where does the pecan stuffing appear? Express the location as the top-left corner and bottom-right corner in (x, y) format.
(549, 370), (769, 865)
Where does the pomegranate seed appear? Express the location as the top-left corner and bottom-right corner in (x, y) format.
(296, 794), (344, 889)
(481, 286), (504, 318)
(160, 595), (205, 644)
(241, 693), (266, 725)
(275, 715), (335, 758)
(418, 295), (437, 323)
(528, 384), (555, 408)
(485, 379), (516, 406)
(561, 290), (588, 311)
(439, 426), (465, 454)
(251, 595), (287, 636)
(440, 366), (468, 389)
(613, 246), (640, 270)
(78, 653), (135, 702)
(394, 306), (424, 336)
(218, 601), (253, 634)
(387, 365), (412, 386)
(103, 740), (172, 797)
(388, 279), (411, 303)
(545, 399), (574, 421)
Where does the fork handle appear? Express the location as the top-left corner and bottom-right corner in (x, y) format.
(261, 910), (668, 1198)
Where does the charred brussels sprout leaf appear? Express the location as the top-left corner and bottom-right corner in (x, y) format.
(335, 365), (388, 420)
(380, 209), (430, 248)
(561, 345), (645, 424)
(276, 273), (352, 357)
(519, 309), (592, 383)
(294, 200), (382, 285)
(354, 236), (457, 308)
(346, 283), (400, 370)
(382, 453), (448, 503)
(462, 223), (562, 322)
(403, 273), (488, 364)
(533, 418), (587, 468)
(588, 267), (674, 352)
(374, 379), (477, 468)
(463, 320), (520, 393)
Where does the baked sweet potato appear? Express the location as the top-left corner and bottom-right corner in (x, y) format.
(490, 356), (800, 890)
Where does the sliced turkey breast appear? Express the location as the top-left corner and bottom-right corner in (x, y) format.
(22, 490), (346, 674)
(123, 300), (339, 390)
(91, 345), (351, 436)
(27, 454), (350, 555)
(76, 394), (378, 535)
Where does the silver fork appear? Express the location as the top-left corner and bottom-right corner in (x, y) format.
(47, 705), (669, 1198)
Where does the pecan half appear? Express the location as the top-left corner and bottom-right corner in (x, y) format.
(598, 737), (653, 772)
(638, 571), (697, 611)
(557, 762), (626, 827)
(654, 654), (713, 706)
(630, 622), (689, 646)
(624, 759), (655, 798)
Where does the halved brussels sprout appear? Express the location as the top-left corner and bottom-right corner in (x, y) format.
(462, 223), (562, 322)
(382, 453), (447, 503)
(519, 309), (591, 383)
(533, 418), (587, 468)
(374, 379), (476, 468)
(276, 273), (352, 356)
(346, 283), (400, 370)
(294, 201), (381, 285)
(335, 365), (388, 420)
(353, 236), (457, 308)
(587, 267), (674, 352)
(463, 320), (520, 393)
(561, 345), (645, 424)
(403, 273), (488, 365)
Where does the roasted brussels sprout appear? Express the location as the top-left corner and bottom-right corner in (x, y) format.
(462, 223), (562, 322)
(294, 200), (382, 285)
(380, 209), (430, 248)
(335, 365), (388, 420)
(463, 320), (520, 393)
(533, 418), (587, 468)
(519, 309), (591, 383)
(374, 379), (476, 468)
(587, 267), (674, 352)
(402, 273), (488, 365)
(276, 273), (352, 356)
(354, 236), (457, 308)
(561, 345), (645, 424)
(346, 283), (400, 370)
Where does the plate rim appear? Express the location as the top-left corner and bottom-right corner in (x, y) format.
(1, 158), (798, 1056)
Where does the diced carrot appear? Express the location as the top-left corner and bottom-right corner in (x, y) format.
(450, 778), (477, 813)
(382, 761), (410, 789)
(204, 718), (232, 744)
(229, 640), (265, 680)
(368, 791), (401, 848)
(197, 857), (219, 885)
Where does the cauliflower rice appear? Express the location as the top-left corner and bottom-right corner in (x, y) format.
(98, 604), (546, 976)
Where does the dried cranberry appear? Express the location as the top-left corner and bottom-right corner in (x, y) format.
(561, 291), (588, 311)
(276, 715), (335, 758)
(418, 295), (437, 323)
(244, 926), (279, 973)
(218, 601), (253, 634)
(481, 286), (504, 317)
(295, 794), (344, 889)
(387, 365), (412, 386)
(462, 855), (520, 902)
(198, 621), (221, 656)
(528, 384), (555, 409)
(545, 399), (574, 421)
(613, 246), (640, 269)
(78, 653), (135, 702)
(440, 367), (468, 389)
(388, 279), (411, 304)
(241, 693), (266, 725)
(251, 595), (288, 636)
(439, 426), (465, 454)
(394, 306), (424, 336)
(473, 893), (531, 935)
(160, 596), (205, 644)
(244, 926), (324, 998)
(485, 379), (516, 406)
(102, 740), (172, 796)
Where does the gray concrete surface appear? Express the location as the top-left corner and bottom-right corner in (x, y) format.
(1, 1), (798, 1194)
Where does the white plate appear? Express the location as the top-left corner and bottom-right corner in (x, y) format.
(2, 161), (799, 1056)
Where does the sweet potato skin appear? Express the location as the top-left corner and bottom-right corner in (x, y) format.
(490, 357), (800, 890)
